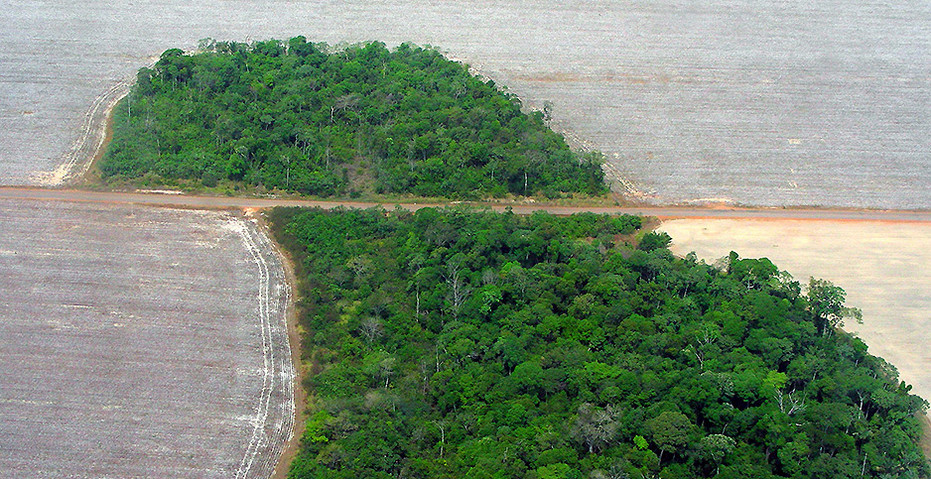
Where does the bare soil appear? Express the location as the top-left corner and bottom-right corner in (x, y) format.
(0, 199), (294, 478)
(921, 414), (931, 459)
(252, 208), (307, 479)
(30, 80), (132, 187)
(78, 94), (118, 186)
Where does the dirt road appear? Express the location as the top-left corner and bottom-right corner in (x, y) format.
(2, 187), (930, 222)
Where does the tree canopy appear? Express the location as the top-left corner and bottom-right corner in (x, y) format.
(268, 207), (929, 479)
(100, 38), (606, 199)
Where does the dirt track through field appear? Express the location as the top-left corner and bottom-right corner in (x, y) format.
(234, 215), (295, 478)
(1, 187), (929, 223)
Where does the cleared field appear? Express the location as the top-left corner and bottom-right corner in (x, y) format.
(660, 219), (931, 404)
(0, 199), (293, 478)
(1, 0), (928, 208)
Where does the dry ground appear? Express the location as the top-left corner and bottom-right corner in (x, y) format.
(659, 218), (931, 406)
(0, 199), (293, 478)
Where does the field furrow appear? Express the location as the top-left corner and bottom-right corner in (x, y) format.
(0, 199), (293, 478)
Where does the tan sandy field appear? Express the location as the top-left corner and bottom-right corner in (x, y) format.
(659, 219), (931, 405)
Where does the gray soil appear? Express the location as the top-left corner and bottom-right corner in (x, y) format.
(0, 199), (293, 478)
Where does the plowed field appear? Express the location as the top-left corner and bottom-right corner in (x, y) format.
(0, 199), (293, 478)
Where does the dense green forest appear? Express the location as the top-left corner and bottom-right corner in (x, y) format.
(269, 207), (929, 479)
(100, 38), (605, 198)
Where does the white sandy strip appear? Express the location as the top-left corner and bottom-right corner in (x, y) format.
(249, 215), (296, 477)
(659, 219), (931, 404)
(228, 216), (295, 479)
(31, 78), (132, 186)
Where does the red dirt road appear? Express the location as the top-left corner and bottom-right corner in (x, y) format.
(2, 186), (930, 222)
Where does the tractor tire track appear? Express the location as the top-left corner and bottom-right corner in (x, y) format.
(232, 216), (295, 479)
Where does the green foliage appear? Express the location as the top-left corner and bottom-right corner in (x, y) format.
(807, 277), (863, 336)
(634, 434), (649, 450)
(638, 231), (672, 252)
(101, 39), (607, 198)
(268, 207), (930, 478)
